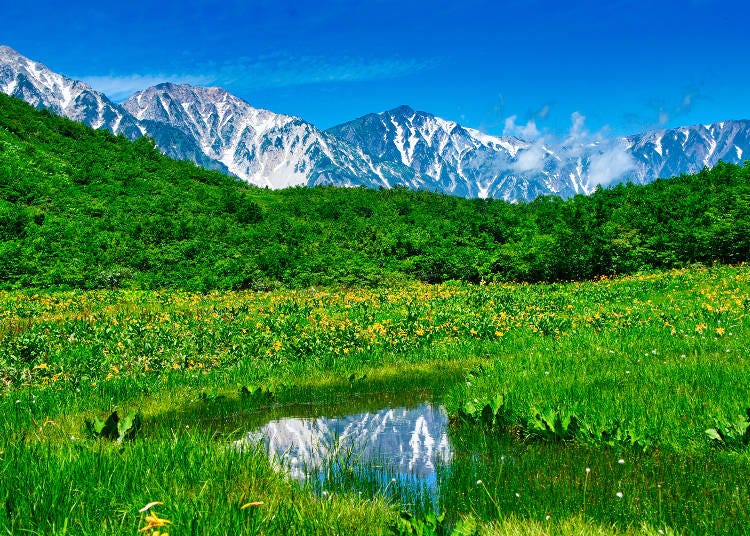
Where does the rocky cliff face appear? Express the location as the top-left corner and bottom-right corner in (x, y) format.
(123, 83), (414, 189)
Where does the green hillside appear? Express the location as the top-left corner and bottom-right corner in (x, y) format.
(1, 92), (749, 291)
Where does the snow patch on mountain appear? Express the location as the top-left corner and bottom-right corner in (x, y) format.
(122, 83), (409, 188)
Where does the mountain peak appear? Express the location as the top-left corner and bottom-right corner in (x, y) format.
(0, 44), (21, 57)
(0, 44), (147, 137)
(387, 104), (415, 116)
(137, 82), (224, 96)
(121, 78), (395, 189)
(151, 81), (181, 91)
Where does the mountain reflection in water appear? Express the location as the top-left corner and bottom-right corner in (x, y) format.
(239, 402), (452, 482)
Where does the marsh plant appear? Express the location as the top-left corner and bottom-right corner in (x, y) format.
(705, 408), (750, 449)
(84, 410), (142, 442)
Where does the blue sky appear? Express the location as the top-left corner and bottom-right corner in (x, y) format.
(2, 0), (748, 138)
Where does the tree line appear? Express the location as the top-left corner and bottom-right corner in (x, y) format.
(1, 92), (748, 291)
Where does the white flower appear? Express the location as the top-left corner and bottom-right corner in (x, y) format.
(476, 480), (483, 485)
(616, 492), (623, 498)
(617, 459), (625, 464)
(586, 467), (591, 473)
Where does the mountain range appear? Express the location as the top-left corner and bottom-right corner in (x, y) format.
(2, 44), (748, 201)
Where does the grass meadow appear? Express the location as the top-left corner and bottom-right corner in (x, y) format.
(1, 265), (748, 534)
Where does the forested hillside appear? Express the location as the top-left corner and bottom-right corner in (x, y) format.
(1, 92), (749, 290)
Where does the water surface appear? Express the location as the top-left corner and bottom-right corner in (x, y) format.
(236, 389), (452, 494)
(230, 389), (750, 533)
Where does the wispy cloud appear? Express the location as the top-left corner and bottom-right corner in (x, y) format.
(624, 87), (708, 132)
(588, 142), (635, 186)
(213, 53), (439, 89)
(82, 73), (214, 102)
(81, 53), (439, 101)
(656, 92), (697, 126)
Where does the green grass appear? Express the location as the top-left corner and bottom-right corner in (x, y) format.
(442, 430), (748, 534)
(1, 265), (749, 534)
(1, 426), (396, 535)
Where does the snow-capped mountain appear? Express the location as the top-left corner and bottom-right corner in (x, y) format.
(627, 121), (750, 183)
(329, 106), (750, 200)
(237, 402), (452, 482)
(2, 44), (749, 201)
(123, 83), (412, 189)
(0, 45), (226, 172)
(0, 45), (141, 138)
(328, 105), (547, 199)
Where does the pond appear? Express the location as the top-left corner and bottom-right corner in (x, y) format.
(230, 386), (750, 533)
(234, 388), (451, 508)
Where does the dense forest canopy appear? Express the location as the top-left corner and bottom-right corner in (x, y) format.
(1, 92), (749, 291)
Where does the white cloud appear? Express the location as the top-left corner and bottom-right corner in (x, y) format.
(588, 142), (636, 186)
(569, 111), (586, 138)
(504, 109), (635, 185)
(503, 115), (540, 139)
(558, 112), (634, 185)
(512, 143), (547, 173)
(505, 115), (547, 173)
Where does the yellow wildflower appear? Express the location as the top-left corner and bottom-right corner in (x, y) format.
(139, 512), (171, 532)
(139, 502), (171, 533)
